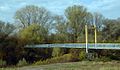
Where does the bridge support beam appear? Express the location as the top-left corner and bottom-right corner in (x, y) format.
(94, 25), (97, 49)
(85, 25), (88, 53)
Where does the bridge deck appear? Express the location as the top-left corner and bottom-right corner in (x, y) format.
(25, 43), (120, 49)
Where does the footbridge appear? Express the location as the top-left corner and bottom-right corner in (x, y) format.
(25, 43), (120, 50)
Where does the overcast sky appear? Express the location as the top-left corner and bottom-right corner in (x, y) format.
(0, 0), (120, 23)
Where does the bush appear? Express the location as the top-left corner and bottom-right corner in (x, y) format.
(109, 55), (120, 60)
(35, 54), (76, 65)
(79, 51), (86, 61)
(0, 59), (6, 66)
(0, 36), (24, 65)
(52, 48), (61, 57)
(17, 58), (28, 66)
(95, 56), (112, 62)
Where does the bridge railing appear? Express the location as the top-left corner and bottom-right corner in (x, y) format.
(25, 43), (120, 49)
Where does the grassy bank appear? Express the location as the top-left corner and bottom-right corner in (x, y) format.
(1, 61), (120, 70)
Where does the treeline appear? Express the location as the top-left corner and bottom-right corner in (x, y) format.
(0, 5), (120, 66)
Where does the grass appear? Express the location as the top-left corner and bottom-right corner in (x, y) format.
(1, 61), (120, 70)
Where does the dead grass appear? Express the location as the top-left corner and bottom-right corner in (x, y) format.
(1, 61), (120, 70)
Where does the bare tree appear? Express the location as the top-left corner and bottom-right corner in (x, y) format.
(15, 5), (53, 29)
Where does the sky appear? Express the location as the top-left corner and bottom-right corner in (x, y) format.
(0, 0), (120, 23)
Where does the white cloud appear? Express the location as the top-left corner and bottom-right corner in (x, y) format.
(86, 0), (112, 10)
(84, 0), (120, 19)
(0, 5), (10, 11)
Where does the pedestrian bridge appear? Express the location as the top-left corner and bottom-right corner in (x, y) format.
(25, 43), (120, 49)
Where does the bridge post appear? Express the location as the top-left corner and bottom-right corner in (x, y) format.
(85, 25), (88, 53)
(94, 25), (97, 49)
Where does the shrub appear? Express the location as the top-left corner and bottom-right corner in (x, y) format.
(79, 51), (86, 61)
(0, 36), (25, 65)
(17, 58), (28, 66)
(52, 48), (61, 57)
(35, 54), (75, 65)
(0, 59), (6, 66)
(95, 56), (111, 62)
